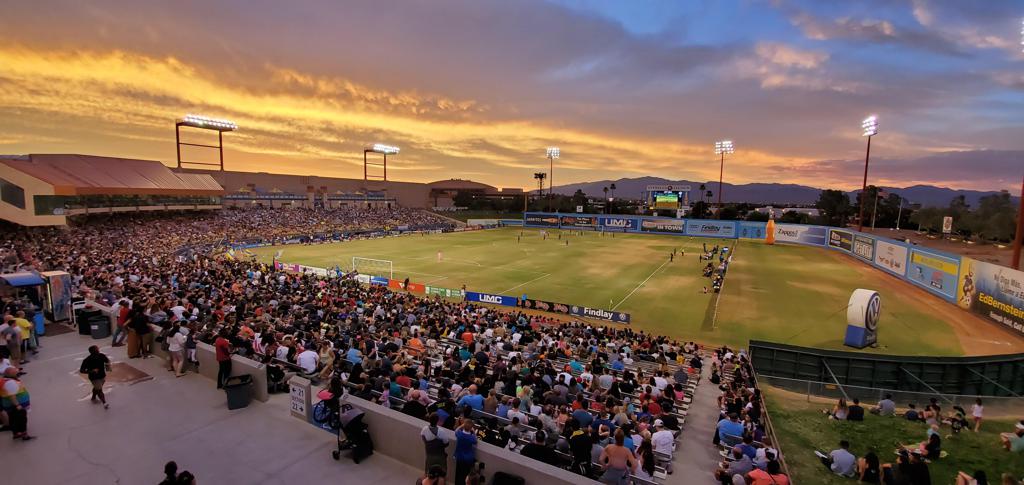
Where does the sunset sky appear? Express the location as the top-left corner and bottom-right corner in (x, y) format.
(0, 0), (1021, 191)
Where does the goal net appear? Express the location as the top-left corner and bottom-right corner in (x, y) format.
(351, 257), (394, 279)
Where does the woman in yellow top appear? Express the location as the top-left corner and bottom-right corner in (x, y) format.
(13, 311), (33, 362)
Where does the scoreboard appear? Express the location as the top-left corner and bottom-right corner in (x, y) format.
(646, 184), (691, 211)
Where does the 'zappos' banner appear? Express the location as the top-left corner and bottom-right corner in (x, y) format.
(738, 222), (767, 240)
(685, 220), (737, 238)
(599, 216), (639, 231)
(957, 258), (1024, 334)
(465, 291), (518, 307)
(524, 213), (560, 227)
(774, 224), (828, 246)
(906, 248), (960, 301)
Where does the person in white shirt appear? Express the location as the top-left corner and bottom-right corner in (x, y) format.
(168, 327), (189, 377)
(971, 398), (984, 432)
(297, 348), (319, 374)
(651, 419), (675, 473)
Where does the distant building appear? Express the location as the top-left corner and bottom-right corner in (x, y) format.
(755, 206), (820, 219)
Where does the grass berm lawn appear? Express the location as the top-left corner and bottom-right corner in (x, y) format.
(250, 227), (981, 356)
(763, 384), (1024, 484)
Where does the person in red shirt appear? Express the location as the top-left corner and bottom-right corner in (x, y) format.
(111, 300), (130, 347)
(214, 329), (233, 389)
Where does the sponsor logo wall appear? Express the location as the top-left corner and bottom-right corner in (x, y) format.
(467, 219), (501, 226)
(684, 220), (737, 238)
(426, 286), (465, 298)
(465, 291), (518, 307)
(560, 215), (597, 229)
(906, 248), (960, 301)
(738, 222), (767, 240)
(524, 213), (560, 227)
(370, 276), (390, 286)
(853, 235), (875, 261)
(520, 298), (631, 324)
(598, 216), (639, 231)
(957, 258), (1024, 334)
(873, 240), (908, 276)
(774, 224), (828, 246)
(828, 229), (854, 252)
(640, 218), (685, 233)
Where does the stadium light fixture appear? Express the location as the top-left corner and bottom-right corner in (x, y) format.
(176, 114), (238, 171)
(546, 147), (560, 212)
(364, 144), (400, 181)
(713, 140), (734, 217)
(857, 115), (879, 232)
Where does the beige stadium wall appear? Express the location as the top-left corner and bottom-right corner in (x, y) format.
(0, 163), (67, 226)
(176, 169), (434, 208)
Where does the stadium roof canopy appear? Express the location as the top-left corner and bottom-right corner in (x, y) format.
(0, 154), (224, 196)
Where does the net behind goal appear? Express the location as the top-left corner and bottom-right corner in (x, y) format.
(351, 257), (394, 279)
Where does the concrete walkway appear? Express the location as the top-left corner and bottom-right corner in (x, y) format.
(667, 358), (724, 485)
(3, 329), (420, 485)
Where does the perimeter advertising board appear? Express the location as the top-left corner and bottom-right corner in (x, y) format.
(774, 224), (828, 246)
(560, 215), (597, 229)
(738, 222), (767, 240)
(640, 218), (685, 234)
(599, 216), (639, 231)
(426, 286), (465, 298)
(852, 235), (875, 262)
(684, 220), (737, 238)
(519, 298), (631, 324)
(828, 229), (854, 252)
(465, 291), (518, 307)
(957, 258), (1024, 334)
(524, 213), (560, 227)
(906, 248), (960, 301)
(873, 240), (909, 276)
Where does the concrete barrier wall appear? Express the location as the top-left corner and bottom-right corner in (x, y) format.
(194, 342), (269, 402)
(337, 394), (593, 485)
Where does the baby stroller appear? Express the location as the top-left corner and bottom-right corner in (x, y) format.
(331, 401), (374, 463)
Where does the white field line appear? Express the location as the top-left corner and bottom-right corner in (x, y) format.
(424, 275), (449, 284)
(611, 259), (671, 311)
(500, 273), (551, 294)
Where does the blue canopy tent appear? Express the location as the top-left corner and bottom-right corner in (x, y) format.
(0, 272), (45, 287)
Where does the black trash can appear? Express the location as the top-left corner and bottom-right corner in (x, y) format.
(224, 375), (254, 410)
(89, 316), (111, 339)
(77, 308), (101, 336)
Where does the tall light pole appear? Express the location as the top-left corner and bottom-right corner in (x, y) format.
(895, 197), (910, 231)
(363, 143), (399, 181)
(546, 147), (559, 212)
(175, 114), (237, 171)
(858, 115), (878, 231)
(714, 140), (734, 217)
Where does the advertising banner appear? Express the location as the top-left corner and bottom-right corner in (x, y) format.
(640, 218), (685, 233)
(370, 276), (390, 286)
(355, 274), (371, 284)
(873, 240), (909, 276)
(738, 222), (767, 240)
(467, 219), (500, 226)
(684, 220), (737, 238)
(853, 234), (875, 262)
(425, 286), (465, 298)
(907, 248), (960, 300)
(828, 229), (854, 252)
(520, 298), (571, 315)
(599, 216), (639, 231)
(524, 213), (560, 227)
(560, 215), (597, 229)
(957, 258), (1024, 334)
(465, 291), (518, 307)
(521, 298), (630, 323)
(774, 224), (828, 246)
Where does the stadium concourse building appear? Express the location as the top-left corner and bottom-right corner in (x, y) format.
(0, 153), (520, 225)
(0, 154), (223, 226)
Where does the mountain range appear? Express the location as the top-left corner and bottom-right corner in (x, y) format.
(540, 176), (1018, 208)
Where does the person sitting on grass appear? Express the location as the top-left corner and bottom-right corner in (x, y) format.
(955, 470), (988, 485)
(904, 403), (921, 421)
(824, 398), (849, 420)
(815, 440), (856, 478)
(901, 428), (941, 461)
(1000, 422), (1024, 453)
(847, 398), (865, 421)
(857, 451), (881, 484)
(871, 393), (896, 416)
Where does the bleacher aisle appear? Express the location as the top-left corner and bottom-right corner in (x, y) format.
(667, 357), (725, 485)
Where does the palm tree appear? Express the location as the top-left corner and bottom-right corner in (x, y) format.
(609, 183), (616, 213)
(603, 186), (609, 213)
(698, 183), (706, 203)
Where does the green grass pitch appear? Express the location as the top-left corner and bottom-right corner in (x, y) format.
(250, 227), (973, 356)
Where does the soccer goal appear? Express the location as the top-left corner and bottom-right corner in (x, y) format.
(351, 257), (394, 279)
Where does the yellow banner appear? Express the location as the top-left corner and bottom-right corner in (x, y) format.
(911, 252), (958, 275)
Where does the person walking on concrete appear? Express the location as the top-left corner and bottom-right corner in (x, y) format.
(0, 366), (34, 440)
(80, 345), (111, 409)
(215, 328), (233, 389)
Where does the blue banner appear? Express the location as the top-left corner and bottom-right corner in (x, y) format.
(569, 305), (632, 324)
(738, 222), (767, 240)
(684, 220), (737, 238)
(465, 291), (518, 307)
(906, 248), (960, 301)
(370, 276), (390, 286)
(598, 216), (639, 231)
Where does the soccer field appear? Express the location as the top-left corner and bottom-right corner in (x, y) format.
(250, 227), (1024, 356)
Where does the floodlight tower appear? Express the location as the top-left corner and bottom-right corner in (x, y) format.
(175, 114), (237, 171)
(364, 143), (399, 181)
(546, 147), (560, 212)
(858, 116), (879, 232)
(714, 140), (734, 216)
